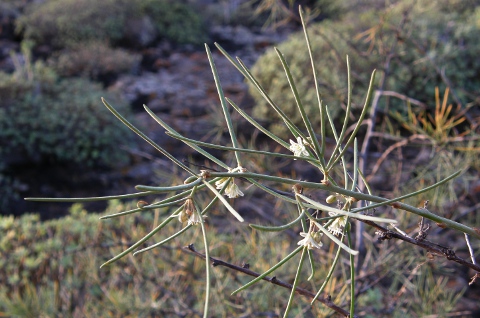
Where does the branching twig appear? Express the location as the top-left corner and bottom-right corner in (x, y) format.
(363, 220), (480, 274)
(182, 244), (354, 318)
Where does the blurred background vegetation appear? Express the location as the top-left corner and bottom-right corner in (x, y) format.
(1, 0), (480, 316)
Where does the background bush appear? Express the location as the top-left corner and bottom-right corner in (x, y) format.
(16, 0), (207, 49)
(49, 41), (141, 83)
(137, 0), (208, 45)
(0, 54), (132, 168)
(249, 0), (480, 137)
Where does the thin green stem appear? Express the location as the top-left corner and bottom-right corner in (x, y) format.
(202, 170), (478, 238)
(235, 56), (305, 139)
(307, 248), (316, 281)
(347, 222), (355, 317)
(101, 197), (187, 219)
(25, 191), (153, 202)
(226, 97), (290, 148)
(197, 198), (211, 318)
(311, 240), (343, 304)
(100, 180), (222, 219)
(351, 138), (359, 192)
(135, 177), (202, 192)
(283, 247), (307, 318)
(231, 245), (303, 295)
(249, 208), (307, 232)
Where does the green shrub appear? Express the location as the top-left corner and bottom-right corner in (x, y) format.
(249, 0), (480, 137)
(0, 55), (132, 168)
(137, 0), (207, 45)
(16, 0), (207, 48)
(16, 0), (131, 48)
(49, 41), (140, 81)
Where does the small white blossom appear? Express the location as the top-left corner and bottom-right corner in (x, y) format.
(215, 177), (230, 190)
(215, 166), (245, 198)
(297, 231), (323, 250)
(225, 181), (244, 198)
(327, 212), (347, 236)
(289, 137), (309, 159)
(187, 211), (206, 226)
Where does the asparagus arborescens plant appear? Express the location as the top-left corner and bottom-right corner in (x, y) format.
(26, 8), (479, 317)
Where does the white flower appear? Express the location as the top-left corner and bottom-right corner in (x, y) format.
(289, 137), (309, 159)
(225, 181), (244, 198)
(297, 231), (323, 250)
(187, 211), (206, 226)
(327, 212), (347, 236)
(215, 177), (230, 190)
(215, 166), (245, 199)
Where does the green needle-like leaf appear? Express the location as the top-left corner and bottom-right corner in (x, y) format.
(250, 208), (307, 231)
(143, 105), (229, 170)
(275, 47), (323, 164)
(166, 131), (320, 163)
(25, 191), (152, 202)
(202, 179), (244, 222)
(326, 69), (376, 171)
(206, 44), (242, 167)
(296, 193), (397, 224)
(102, 98), (196, 175)
(283, 247), (307, 318)
(231, 246), (303, 295)
(100, 206), (182, 268)
(135, 177), (202, 192)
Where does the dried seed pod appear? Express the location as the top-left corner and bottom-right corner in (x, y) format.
(184, 198), (195, 217)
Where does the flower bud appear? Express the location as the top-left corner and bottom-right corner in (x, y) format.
(326, 195), (337, 204)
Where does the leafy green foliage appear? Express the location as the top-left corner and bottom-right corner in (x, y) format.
(0, 52), (132, 168)
(249, 0), (480, 137)
(16, 0), (207, 49)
